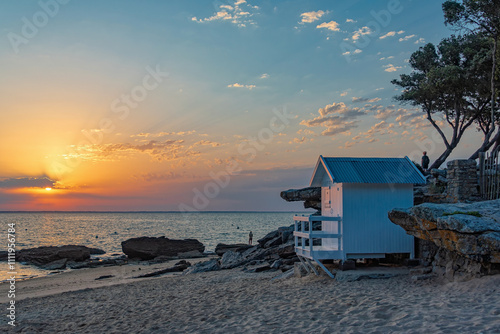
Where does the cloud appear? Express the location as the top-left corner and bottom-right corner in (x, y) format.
(379, 30), (404, 39)
(414, 37), (426, 44)
(131, 130), (196, 138)
(300, 10), (325, 23)
(300, 102), (366, 137)
(352, 97), (381, 103)
(71, 139), (202, 162)
(227, 83), (256, 90)
(316, 21), (340, 32)
(342, 48), (362, 56)
(379, 31), (396, 39)
(379, 56), (394, 60)
(259, 73), (269, 79)
(383, 64), (402, 72)
(0, 177), (55, 189)
(352, 26), (372, 41)
(399, 34), (416, 42)
(191, 0), (258, 27)
(340, 91), (348, 97)
(345, 19), (356, 23)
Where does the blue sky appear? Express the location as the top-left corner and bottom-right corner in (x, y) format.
(0, 1), (477, 211)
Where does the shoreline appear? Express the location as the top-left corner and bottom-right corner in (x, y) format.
(0, 256), (214, 303)
(3, 261), (500, 333)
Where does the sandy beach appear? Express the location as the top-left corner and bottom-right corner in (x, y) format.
(2, 261), (499, 333)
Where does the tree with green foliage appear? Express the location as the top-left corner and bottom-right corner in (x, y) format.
(392, 34), (490, 169)
(443, 0), (500, 157)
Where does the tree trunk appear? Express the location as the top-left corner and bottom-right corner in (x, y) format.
(429, 146), (455, 170)
(469, 128), (500, 159)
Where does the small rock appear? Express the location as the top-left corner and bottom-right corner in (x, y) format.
(271, 260), (283, 269)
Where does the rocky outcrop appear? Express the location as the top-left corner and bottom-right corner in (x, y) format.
(389, 200), (500, 280)
(10, 245), (105, 266)
(280, 187), (321, 210)
(121, 236), (205, 260)
(214, 243), (252, 257)
(185, 225), (299, 275)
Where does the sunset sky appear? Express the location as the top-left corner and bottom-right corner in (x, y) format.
(0, 0), (481, 211)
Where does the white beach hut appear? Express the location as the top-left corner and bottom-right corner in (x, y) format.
(293, 156), (426, 277)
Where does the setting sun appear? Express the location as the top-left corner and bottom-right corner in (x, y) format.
(45, 187), (52, 191)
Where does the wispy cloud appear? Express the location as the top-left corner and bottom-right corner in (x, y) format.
(227, 83), (256, 90)
(191, 0), (258, 28)
(131, 130), (197, 138)
(0, 177), (55, 189)
(414, 37), (425, 44)
(379, 30), (404, 39)
(345, 18), (356, 23)
(399, 34), (416, 42)
(259, 73), (269, 79)
(316, 21), (340, 32)
(300, 10), (325, 23)
(352, 97), (381, 103)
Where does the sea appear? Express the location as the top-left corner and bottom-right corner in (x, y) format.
(0, 211), (305, 282)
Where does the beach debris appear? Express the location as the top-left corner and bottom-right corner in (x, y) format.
(389, 199), (500, 281)
(121, 236), (205, 260)
(95, 275), (115, 280)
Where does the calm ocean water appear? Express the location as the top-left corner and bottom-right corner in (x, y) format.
(0, 211), (304, 281)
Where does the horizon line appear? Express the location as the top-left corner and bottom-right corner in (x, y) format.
(0, 210), (311, 213)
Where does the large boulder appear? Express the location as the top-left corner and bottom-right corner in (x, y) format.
(389, 199), (500, 280)
(121, 236), (205, 260)
(214, 243), (252, 257)
(15, 245), (104, 266)
(280, 187), (321, 210)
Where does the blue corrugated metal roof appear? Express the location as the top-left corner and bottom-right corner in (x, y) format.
(316, 156), (426, 184)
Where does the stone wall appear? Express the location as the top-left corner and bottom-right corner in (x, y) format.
(445, 159), (480, 203)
